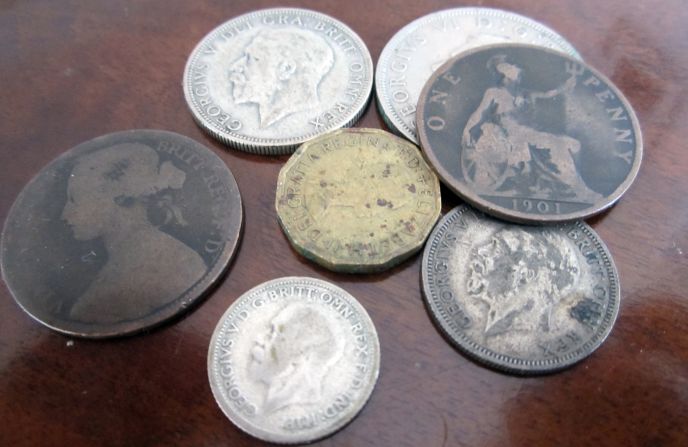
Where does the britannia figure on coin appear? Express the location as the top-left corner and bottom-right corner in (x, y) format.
(229, 28), (335, 128)
(248, 303), (345, 414)
(62, 143), (206, 323)
(461, 54), (602, 202)
(465, 227), (580, 339)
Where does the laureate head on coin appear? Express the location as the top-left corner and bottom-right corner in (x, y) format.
(422, 206), (620, 374)
(208, 277), (380, 443)
(376, 7), (580, 144)
(275, 128), (442, 273)
(417, 44), (642, 223)
(1, 130), (243, 337)
(183, 8), (373, 154)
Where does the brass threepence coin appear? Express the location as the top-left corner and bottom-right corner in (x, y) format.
(422, 205), (620, 374)
(208, 276), (380, 443)
(376, 7), (580, 144)
(275, 128), (441, 273)
(183, 8), (373, 154)
(1, 130), (243, 337)
(417, 44), (642, 223)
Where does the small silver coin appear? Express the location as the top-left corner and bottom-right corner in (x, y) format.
(208, 277), (380, 443)
(422, 206), (620, 374)
(1, 130), (243, 337)
(376, 7), (580, 144)
(184, 8), (373, 154)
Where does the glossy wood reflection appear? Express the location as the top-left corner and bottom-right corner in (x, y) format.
(1, 1), (687, 446)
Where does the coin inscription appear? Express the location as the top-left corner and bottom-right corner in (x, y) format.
(376, 7), (581, 143)
(1, 130), (243, 337)
(417, 44), (642, 223)
(422, 206), (620, 374)
(184, 8), (373, 154)
(276, 128), (441, 273)
(208, 277), (380, 443)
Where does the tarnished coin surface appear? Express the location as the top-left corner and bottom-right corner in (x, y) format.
(208, 277), (380, 443)
(422, 205), (620, 374)
(376, 7), (581, 144)
(275, 128), (442, 273)
(1, 130), (243, 337)
(183, 8), (373, 154)
(417, 44), (642, 223)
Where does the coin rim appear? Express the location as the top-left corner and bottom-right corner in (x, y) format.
(421, 205), (621, 374)
(207, 276), (381, 443)
(416, 43), (643, 223)
(0, 129), (244, 338)
(275, 128), (442, 273)
(376, 7), (582, 144)
(183, 7), (374, 155)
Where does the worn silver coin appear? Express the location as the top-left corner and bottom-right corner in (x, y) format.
(208, 277), (380, 443)
(422, 206), (620, 374)
(376, 7), (580, 143)
(184, 8), (373, 154)
(1, 130), (243, 337)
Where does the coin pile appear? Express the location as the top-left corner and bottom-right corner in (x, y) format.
(0, 5), (641, 444)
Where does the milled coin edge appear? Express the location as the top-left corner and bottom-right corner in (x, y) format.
(207, 276), (381, 443)
(420, 205), (620, 374)
(183, 7), (374, 154)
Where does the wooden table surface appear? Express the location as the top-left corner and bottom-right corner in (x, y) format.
(1, 1), (686, 446)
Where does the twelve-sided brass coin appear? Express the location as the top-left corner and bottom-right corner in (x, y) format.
(1, 130), (243, 337)
(276, 128), (441, 273)
(417, 44), (642, 223)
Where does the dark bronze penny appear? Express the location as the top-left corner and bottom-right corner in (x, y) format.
(417, 44), (642, 223)
(1, 130), (243, 337)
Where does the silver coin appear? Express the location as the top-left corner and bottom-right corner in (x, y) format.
(184, 8), (373, 154)
(208, 277), (380, 443)
(376, 7), (581, 144)
(422, 206), (620, 374)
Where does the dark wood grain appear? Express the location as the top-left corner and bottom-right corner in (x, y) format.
(1, 1), (687, 446)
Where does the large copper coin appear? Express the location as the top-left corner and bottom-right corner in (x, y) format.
(1, 130), (243, 337)
(275, 128), (441, 273)
(417, 44), (642, 223)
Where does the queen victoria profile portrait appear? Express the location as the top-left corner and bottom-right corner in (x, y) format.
(247, 303), (345, 414)
(61, 143), (206, 323)
(466, 227), (580, 339)
(228, 28), (335, 128)
(461, 54), (602, 203)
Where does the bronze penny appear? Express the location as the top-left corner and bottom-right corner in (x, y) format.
(1, 130), (243, 337)
(417, 44), (642, 223)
